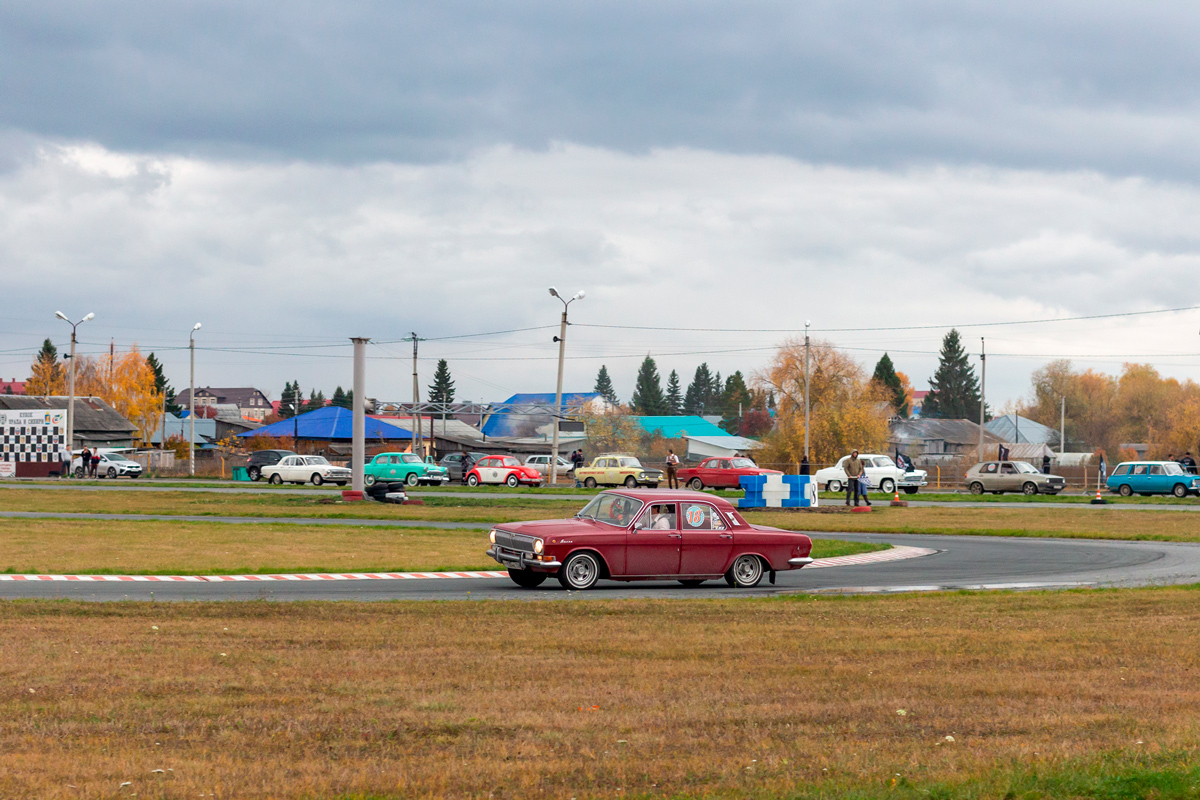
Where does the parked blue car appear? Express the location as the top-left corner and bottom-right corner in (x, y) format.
(1106, 461), (1200, 497)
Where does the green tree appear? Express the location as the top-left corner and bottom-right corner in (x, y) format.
(720, 371), (752, 433)
(145, 352), (179, 413)
(331, 386), (350, 409)
(427, 359), (456, 407)
(593, 365), (619, 405)
(25, 338), (66, 396)
(301, 389), (326, 414)
(630, 356), (666, 415)
(279, 381), (301, 418)
(665, 370), (683, 415)
(684, 363), (716, 415)
(923, 330), (983, 420)
(871, 353), (907, 417)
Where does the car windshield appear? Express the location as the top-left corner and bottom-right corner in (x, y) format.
(575, 493), (646, 527)
(401, 454), (422, 464)
(730, 458), (756, 468)
(304, 457), (330, 466)
(1014, 462), (1039, 474)
(618, 458), (642, 468)
(1163, 462), (1186, 475)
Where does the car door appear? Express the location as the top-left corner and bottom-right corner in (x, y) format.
(626, 502), (682, 575)
(713, 459), (736, 488)
(1127, 464), (1149, 492)
(276, 456), (297, 481)
(485, 458), (502, 483)
(1147, 464), (1167, 493)
(679, 501), (733, 574)
(998, 462), (1020, 491)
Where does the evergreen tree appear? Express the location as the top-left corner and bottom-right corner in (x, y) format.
(871, 353), (908, 417)
(684, 363), (715, 415)
(593, 365), (619, 405)
(280, 381), (301, 418)
(145, 352), (180, 413)
(719, 371), (752, 433)
(923, 330), (983, 420)
(427, 359), (456, 408)
(301, 389), (326, 414)
(665, 370), (683, 415)
(711, 371), (722, 412)
(331, 386), (350, 409)
(26, 338), (66, 396)
(630, 356), (666, 415)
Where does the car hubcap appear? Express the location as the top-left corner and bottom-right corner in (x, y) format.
(734, 556), (761, 585)
(567, 556), (596, 588)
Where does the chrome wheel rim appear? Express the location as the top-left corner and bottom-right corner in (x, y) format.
(733, 555), (761, 586)
(566, 555), (598, 588)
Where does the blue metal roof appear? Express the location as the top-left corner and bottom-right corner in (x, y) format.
(238, 406), (412, 441)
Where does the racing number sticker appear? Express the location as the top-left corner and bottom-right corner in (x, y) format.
(685, 505), (707, 527)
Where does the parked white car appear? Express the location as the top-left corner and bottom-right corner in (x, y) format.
(72, 451), (144, 479)
(262, 455), (351, 486)
(523, 454), (574, 478)
(813, 454), (928, 495)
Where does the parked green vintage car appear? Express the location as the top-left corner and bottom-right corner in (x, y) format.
(363, 452), (450, 487)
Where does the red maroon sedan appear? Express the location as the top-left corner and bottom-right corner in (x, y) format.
(676, 456), (782, 490)
(486, 489), (813, 590)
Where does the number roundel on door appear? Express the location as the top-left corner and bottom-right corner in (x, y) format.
(685, 506), (706, 527)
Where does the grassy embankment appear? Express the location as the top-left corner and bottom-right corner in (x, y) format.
(0, 519), (880, 575)
(5, 589), (1200, 798)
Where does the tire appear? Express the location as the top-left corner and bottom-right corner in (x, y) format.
(506, 474), (520, 488)
(583, 477), (597, 489)
(1022, 482), (1038, 496)
(688, 477), (704, 491)
(903, 487), (918, 495)
(624, 475), (638, 488)
(678, 579), (706, 588)
(648, 484), (659, 489)
(335, 482), (346, 487)
(364, 474), (376, 487)
(725, 554), (764, 588)
(248, 466), (261, 482)
(311, 473), (324, 486)
(1173, 483), (1188, 498)
(107, 467), (117, 479)
(405, 472), (419, 487)
(827, 480), (843, 493)
(74, 467), (84, 478)
(508, 569), (547, 588)
(1118, 484), (1133, 497)
(969, 482), (984, 495)
(269, 473), (283, 485)
(557, 552), (601, 590)
(467, 474), (480, 487)
(880, 478), (895, 494)
(130, 473), (140, 479)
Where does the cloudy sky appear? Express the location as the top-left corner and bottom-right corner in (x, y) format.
(3, 2), (1199, 407)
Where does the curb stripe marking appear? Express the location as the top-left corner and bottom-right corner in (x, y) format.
(0, 545), (935, 583)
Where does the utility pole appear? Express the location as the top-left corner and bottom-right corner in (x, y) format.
(801, 321), (811, 462)
(189, 323), (201, 477)
(548, 287), (585, 485)
(55, 311), (95, 464)
(351, 337), (369, 494)
(412, 333), (421, 457)
(1060, 395), (1066, 454)
(978, 337), (986, 463)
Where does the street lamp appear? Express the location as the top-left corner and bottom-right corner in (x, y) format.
(189, 322), (201, 477)
(548, 287), (585, 485)
(804, 320), (811, 465)
(55, 311), (94, 470)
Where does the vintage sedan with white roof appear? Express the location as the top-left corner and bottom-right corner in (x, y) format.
(814, 453), (928, 494)
(262, 455), (351, 486)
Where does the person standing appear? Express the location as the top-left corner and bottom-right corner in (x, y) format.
(843, 449), (865, 507)
(79, 446), (90, 479)
(800, 454), (810, 475)
(59, 444), (71, 478)
(1183, 452), (1197, 474)
(90, 449), (101, 478)
(665, 449), (680, 490)
(1042, 454), (1051, 474)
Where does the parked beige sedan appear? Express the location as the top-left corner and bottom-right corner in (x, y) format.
(963, 460), (1067, 495)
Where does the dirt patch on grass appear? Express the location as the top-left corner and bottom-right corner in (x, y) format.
(3, 589), (1200, 797)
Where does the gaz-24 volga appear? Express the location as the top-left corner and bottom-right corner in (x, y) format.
(486, 489), (813, 590)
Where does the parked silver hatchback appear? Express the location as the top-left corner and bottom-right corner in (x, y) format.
(963, 460), (1066, 495)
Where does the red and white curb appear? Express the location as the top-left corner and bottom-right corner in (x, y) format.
(0, 546), (934, 583)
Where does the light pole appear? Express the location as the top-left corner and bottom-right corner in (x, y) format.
(189, 322), (201, 477)
(978, 338), (986, 463)
(548, 287), (585, 485)
(804, 320), (811, 464)
(54, 311), (94, 468)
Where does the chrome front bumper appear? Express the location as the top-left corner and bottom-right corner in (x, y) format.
(486, 547), (562, 570)
(788, 557), (814, 567)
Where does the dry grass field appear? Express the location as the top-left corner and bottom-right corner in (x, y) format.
(0, 519), (882, 575)
(4, 590), (1200, 798)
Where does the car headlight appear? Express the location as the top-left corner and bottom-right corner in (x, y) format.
(533, 538), (544, 554)
(489, 530), (497, 544)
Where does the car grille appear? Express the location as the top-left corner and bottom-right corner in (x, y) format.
(642, 470), (664, 479)
(1048, 477), (1065, 486)
(493, 530), (537, 553)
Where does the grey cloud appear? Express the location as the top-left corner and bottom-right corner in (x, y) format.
(4, 2), (1200, 176)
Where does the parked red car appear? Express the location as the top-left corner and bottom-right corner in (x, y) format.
(676, 456), (781, 490)
(465, 455), (543, 487)
(486, 489), (813, 590)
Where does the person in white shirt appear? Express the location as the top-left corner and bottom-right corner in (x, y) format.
(665, 449), (680, 489)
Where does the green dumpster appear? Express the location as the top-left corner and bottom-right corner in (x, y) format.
(231, 466), (250, 482)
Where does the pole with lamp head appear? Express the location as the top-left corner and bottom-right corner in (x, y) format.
(804, 320), (811, 465)
(54, 311), (94, 471)
(189, 323), (201, 477)
(548, 287), (585, 485)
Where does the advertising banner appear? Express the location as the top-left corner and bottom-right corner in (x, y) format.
(0, 409), (68, 467)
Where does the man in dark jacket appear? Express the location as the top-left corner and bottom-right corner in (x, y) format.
(844, 450), (866, 507)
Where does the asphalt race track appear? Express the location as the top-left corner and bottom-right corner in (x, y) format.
(0, 531), (1196, 602)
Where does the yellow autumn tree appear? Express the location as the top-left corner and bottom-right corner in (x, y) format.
(71, 346), (163, 444)
(25, 338), (67, 396)
(753, 338), (890, 469)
